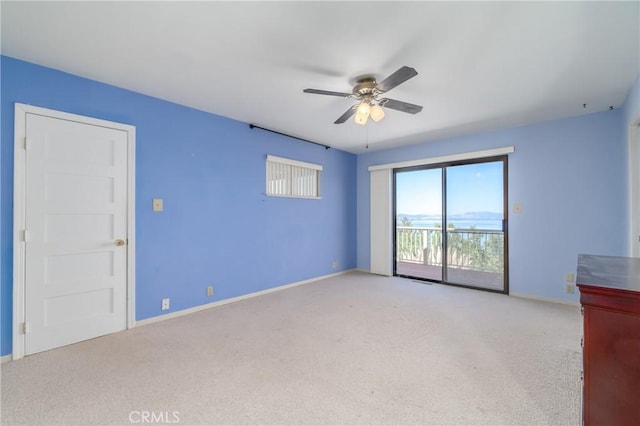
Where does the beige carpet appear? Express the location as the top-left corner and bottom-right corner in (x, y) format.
(1, 271), (582, 425)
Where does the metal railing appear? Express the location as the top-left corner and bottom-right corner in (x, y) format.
(396, 226), (504, 273)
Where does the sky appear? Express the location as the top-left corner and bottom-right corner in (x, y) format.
(396, 161), (503, 215)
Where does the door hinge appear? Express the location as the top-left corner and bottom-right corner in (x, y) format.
(22, 322), (29, 334)
(24, 137), (32, 150)
(22, 230), (31, 242)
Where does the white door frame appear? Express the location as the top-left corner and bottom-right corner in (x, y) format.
(12, 103), (136, 360)
(367, 147), (514, 277)
(630, 116), (640, 257)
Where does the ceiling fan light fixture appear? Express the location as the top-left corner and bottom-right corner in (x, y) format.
(354, 101), (371, 125)
(370, 104), (385, 122)
(354, 110), (369, 125)
(357, 101), (371, 115)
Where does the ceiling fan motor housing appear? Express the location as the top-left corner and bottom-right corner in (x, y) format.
(353, 78), (377, 99)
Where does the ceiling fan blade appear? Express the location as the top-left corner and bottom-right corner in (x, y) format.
(379, 98), (423, 114)
(303, 88), (352, 97)
(376, 66), (418, 93)
(334, 105), (357, 124)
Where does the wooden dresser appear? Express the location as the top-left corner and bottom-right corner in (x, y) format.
(576, 254), (640, 426)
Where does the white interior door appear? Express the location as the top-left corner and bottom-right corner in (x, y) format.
(23, 113), (128, 355)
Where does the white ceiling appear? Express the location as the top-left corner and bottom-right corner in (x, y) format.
(2, 1), (639, 154)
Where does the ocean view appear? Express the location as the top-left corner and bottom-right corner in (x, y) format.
(397, 213), (503, 231)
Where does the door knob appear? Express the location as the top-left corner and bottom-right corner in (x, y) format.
(115, 239), (126, 247)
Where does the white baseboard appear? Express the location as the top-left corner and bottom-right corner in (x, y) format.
(135, 269), (356, 327)
(510, 292), (580, 307)
(1, 354), (12, 364)
(358, 269), (579, 306)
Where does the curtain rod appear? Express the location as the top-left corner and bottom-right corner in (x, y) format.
(249, 124), (330, 150)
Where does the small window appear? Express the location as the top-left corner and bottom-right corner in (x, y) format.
(266, 155), (322, 199)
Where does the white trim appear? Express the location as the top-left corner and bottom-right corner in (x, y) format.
(629, 117), (640, 257)
(1, 354), (12, 364)
(12, 103), (136, 360)
(367, 146), (515, 171)
(265, 194), (321, 200)
(510, 292), (580, 307)
(12, 106), (27, 361)
(135, 269), (355, 327)
(266, 154), (323, 171)
(127, 126), (137, 329)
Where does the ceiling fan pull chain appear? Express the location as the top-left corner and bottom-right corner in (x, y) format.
(365, 125), (369, 150)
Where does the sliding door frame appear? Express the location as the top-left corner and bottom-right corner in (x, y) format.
(393, 155), (509, 294)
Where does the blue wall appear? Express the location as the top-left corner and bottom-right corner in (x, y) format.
(1, 54), (635, 357)
(357, 109), (628, 302)
(0, 56), (357, 356)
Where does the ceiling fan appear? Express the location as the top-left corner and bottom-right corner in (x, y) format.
(303, 66), (423, 125)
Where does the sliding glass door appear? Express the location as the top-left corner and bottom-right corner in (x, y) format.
(394, 157), (508, 293)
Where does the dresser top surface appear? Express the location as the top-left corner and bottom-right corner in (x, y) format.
(577, 254), (640, 292)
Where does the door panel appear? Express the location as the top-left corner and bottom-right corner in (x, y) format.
(445, 161), (505, 290)
(370, 169), (392, 276)
(25, 113), (127, 355)
(395, 168), (442, 281)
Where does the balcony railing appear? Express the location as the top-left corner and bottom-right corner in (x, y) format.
(396, 226), (504, 273)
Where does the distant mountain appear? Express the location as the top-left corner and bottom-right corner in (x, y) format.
(397, 213), (439, 220)
(450, 211), (503, 220)
(397, 211), (502, 220)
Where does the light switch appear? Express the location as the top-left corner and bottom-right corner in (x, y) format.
(153, 198), (163, 212)
(513, 203), (522, 214)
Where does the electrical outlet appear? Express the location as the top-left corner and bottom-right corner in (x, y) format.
(332, 261), (339, 269)
(161, 298), (170, 310)
(153, 198), (163, 212)
(566, 283), (575, 294)
(207, 286), (214, 297)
